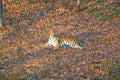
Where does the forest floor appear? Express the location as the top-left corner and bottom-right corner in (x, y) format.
(0, 0), (120, 80)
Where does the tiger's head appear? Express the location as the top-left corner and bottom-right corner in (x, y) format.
(50, 30), (58, 37)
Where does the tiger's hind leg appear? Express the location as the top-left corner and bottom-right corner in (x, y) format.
(78, 45), (83, 49)
(71, 44), (83, 49)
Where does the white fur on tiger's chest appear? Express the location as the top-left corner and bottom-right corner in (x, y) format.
(45, 35), (58, 47)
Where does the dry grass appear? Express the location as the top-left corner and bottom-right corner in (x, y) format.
(0, 0), (120, 80)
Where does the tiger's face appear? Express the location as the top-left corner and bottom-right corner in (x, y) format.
(50, 30), (57, 37)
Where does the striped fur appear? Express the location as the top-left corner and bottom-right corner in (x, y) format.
(45, 31), (83, 49)
(59, 37), (82, 49)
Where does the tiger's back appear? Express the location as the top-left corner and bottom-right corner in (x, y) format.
(58, 37), (83, 49)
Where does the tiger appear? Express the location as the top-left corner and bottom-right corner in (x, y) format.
(44, 31), (83, 50)
(44, 30), (59, 49)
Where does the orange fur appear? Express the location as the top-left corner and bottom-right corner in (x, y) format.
(45, 31), (83, 50)
(58, 37), (83, 49)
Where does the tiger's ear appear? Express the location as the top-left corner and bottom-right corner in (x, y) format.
(50, 31), (54, 34)
(50, 30), (57, 34)
(50, 31), (53, 33)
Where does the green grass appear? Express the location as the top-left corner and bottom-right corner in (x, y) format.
(93, 65), (100, 69)
(104, 63), (120, 80)
(85, 1), (120, 21)
(12, 24), (18, 29)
